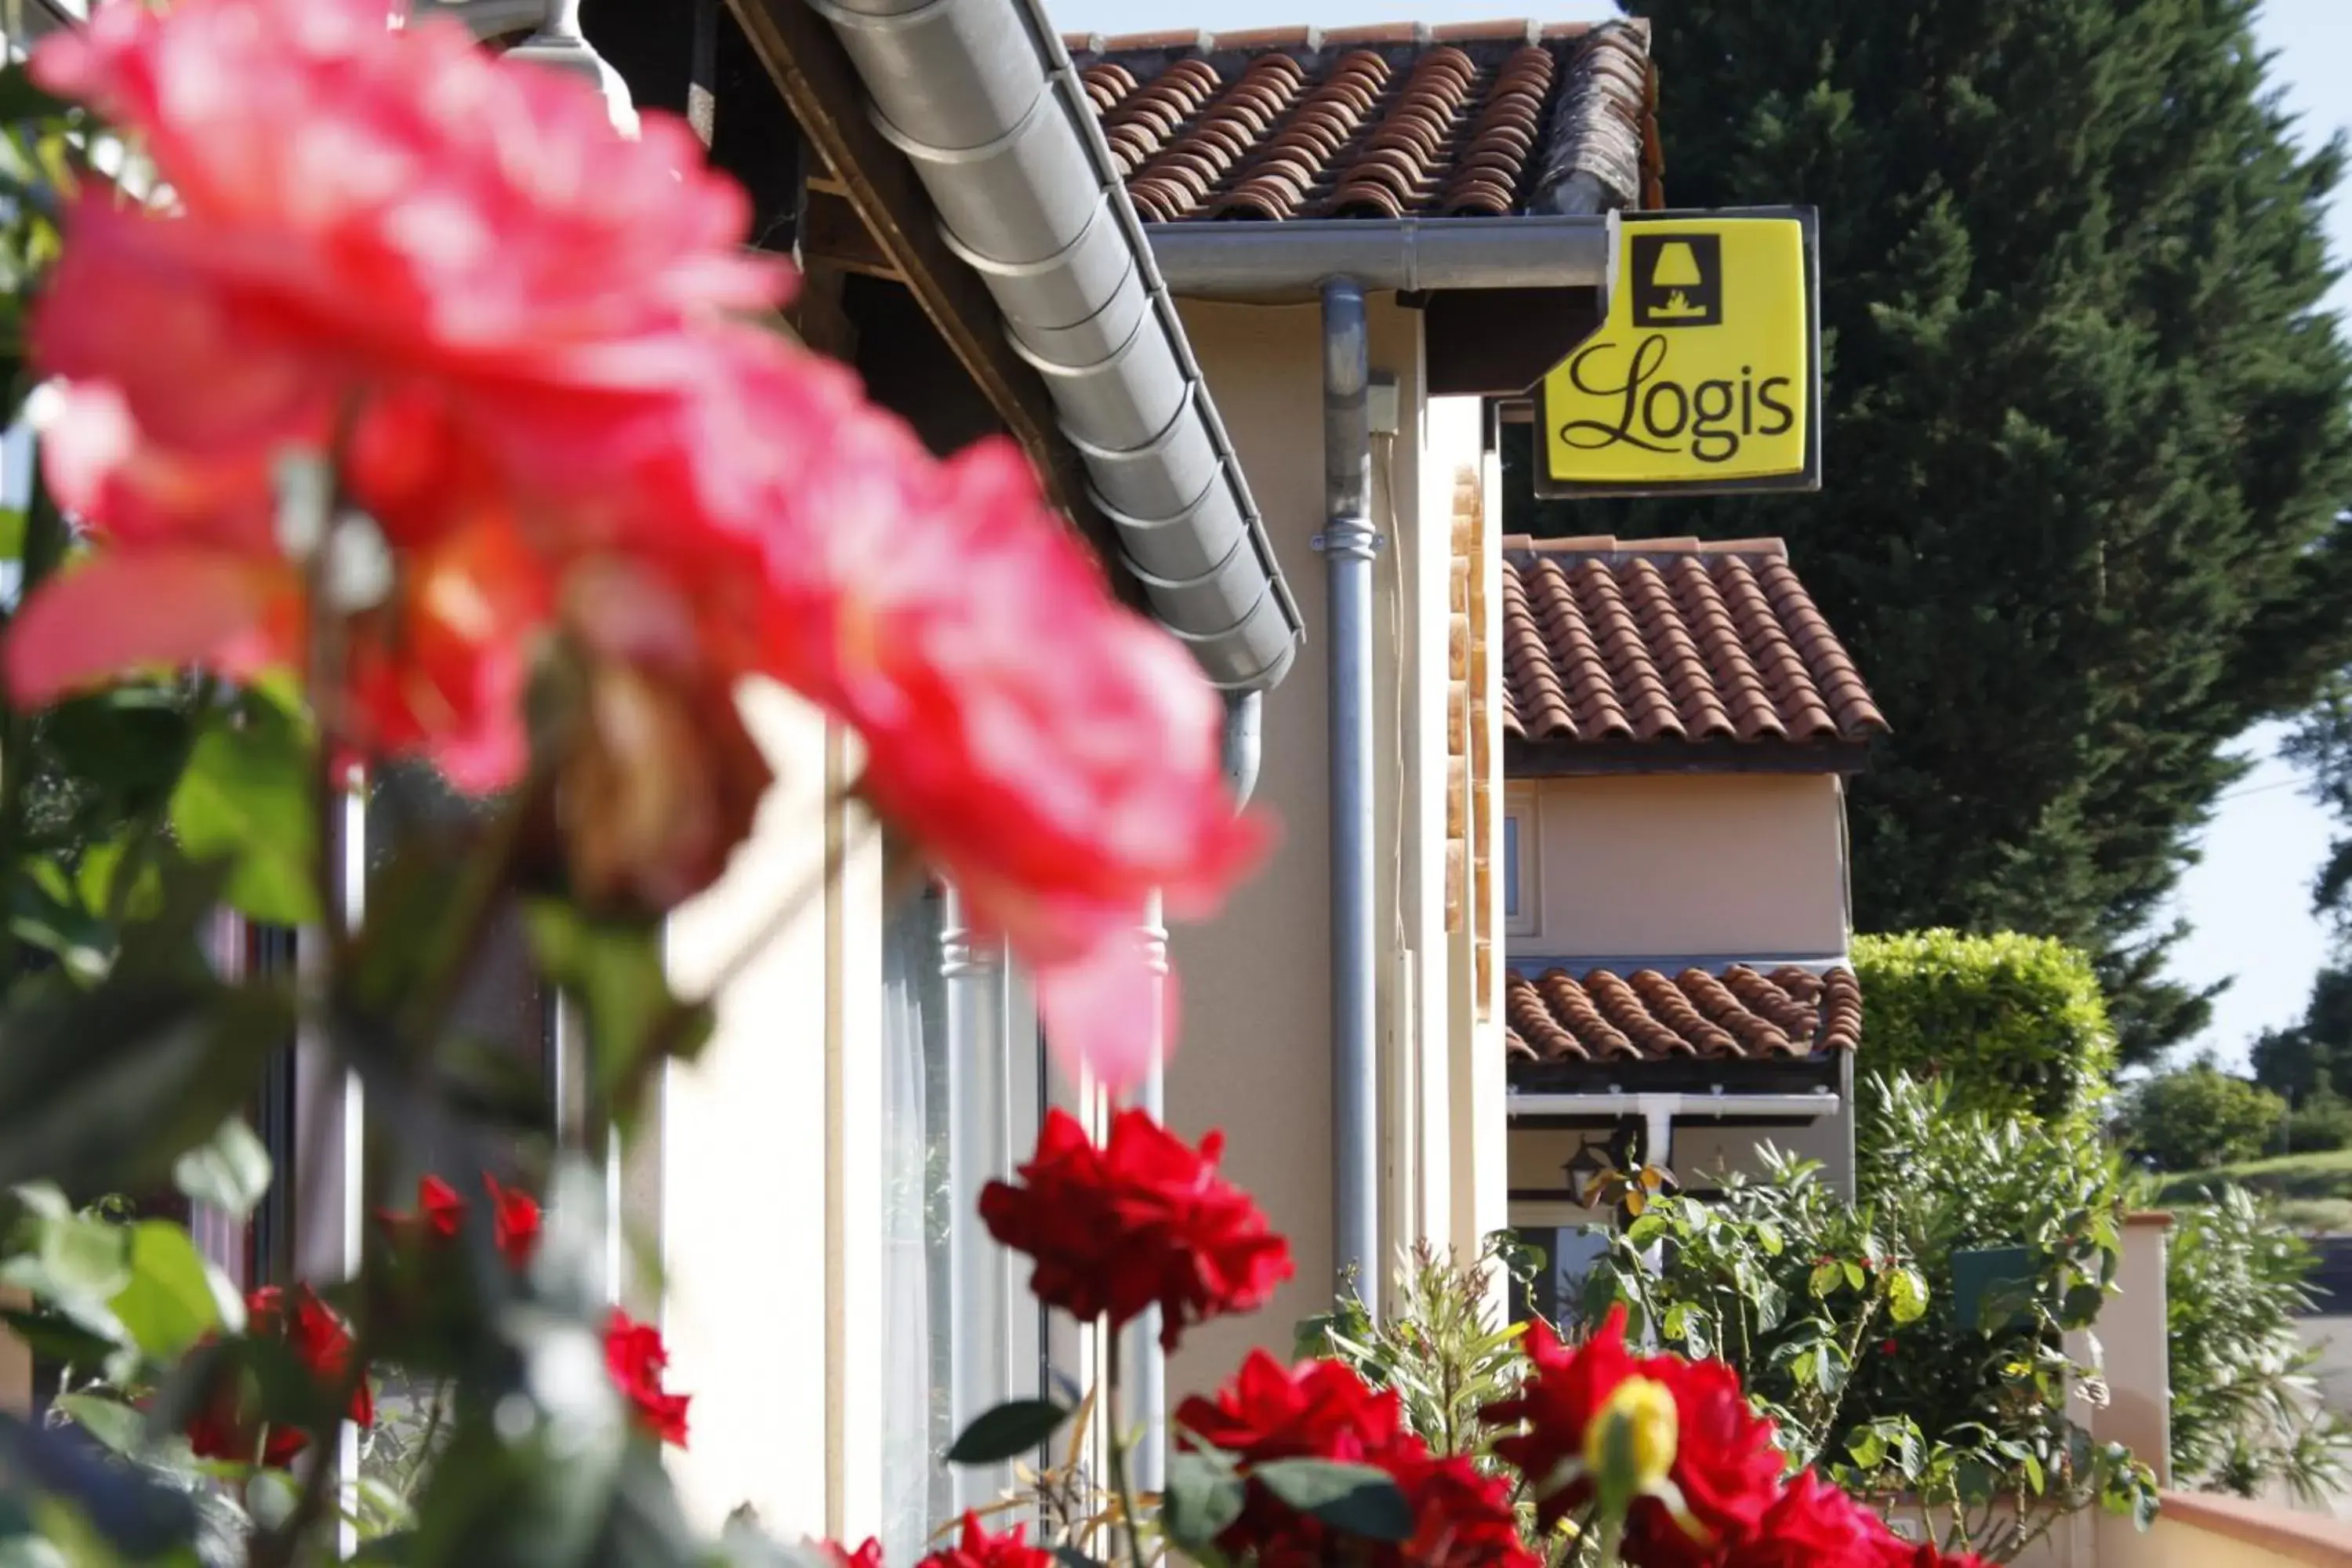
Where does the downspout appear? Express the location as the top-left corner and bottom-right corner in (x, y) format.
(1126, 688), (1260, 1490)
(1319, 278), (1380, 1307)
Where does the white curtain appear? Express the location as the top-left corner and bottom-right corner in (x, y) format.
(880, 886), (951, 1563)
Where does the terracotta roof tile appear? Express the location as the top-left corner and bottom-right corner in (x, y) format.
(1504, 964), (1862, 1065)
(1501, 537), (1886, 755)
(1072, 19), (1655, 222)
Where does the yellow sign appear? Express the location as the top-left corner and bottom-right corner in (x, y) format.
(1537, 211), (1819, 495)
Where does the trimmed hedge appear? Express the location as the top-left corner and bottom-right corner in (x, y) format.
(1851, 930), (2117, 1124)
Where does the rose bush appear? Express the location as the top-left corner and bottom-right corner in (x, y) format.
(7, 0), (1265, 1087)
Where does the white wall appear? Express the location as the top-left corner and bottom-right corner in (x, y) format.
(659, 684), (884, 1540)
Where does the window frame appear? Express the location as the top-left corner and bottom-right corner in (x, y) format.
(877, 876), (1104, 1552)
(1504, 783), (1540, 938)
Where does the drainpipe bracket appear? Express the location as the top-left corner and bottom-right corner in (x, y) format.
(1311, 527), (1388, 559)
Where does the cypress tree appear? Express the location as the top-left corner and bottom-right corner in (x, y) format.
(1508, 0), (2352, 1062)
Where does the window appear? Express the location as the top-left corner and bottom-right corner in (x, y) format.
(1505, 1221), (1610, 1327)
(365, 762), (558, 1184)
(1504, 816), (1520, 919)
(238, 763), (560, 1283)
(879, 881), (1060, 1562)
(1504, 786), (1539, 938)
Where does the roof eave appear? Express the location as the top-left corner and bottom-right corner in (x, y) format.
(1504, 735), (1880, 777)
(786, 0), (1305, 692)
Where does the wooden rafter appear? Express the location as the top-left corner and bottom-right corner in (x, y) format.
(720, 0), (1124, 575)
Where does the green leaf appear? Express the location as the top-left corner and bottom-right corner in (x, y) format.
(7, 876), (111, 984)
(36, 1216), (130, 1305)
(1843, 1260), (1867, 1292)
(53, 1394), (144, 1457)
(1252, 1460), (1413, 1542)
(172, 1117), (272, 1221)
(1809, 1261), (1842, 1299)
(945, 1399), (1069, 1466)
(0, 1410), (197, 1561)
(526, 902), (711, 1115)
(0, 63), (76, 125)
(1, 1308), (118, 1368)
(2060, 1282), (2107, 1327)
(1163, 1450), (1247, 1551)
(108, 1221), (234, 1360)
(2019, 1450), (2046, 1495)
(169, 705), (318, 926)
(1847, 1428), (1888, 1472)
(0, 973), (291, 1200)
(76, 836), (164, 926)
(1888, 1266), (1930, 1325)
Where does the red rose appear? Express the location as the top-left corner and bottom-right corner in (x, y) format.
(416, 1176), (465, 1239)
(1178, 1352), (1533, 1568)
(186, 1284), (372, 1468)
(913, 1515), (1052, 1568)
(379, 1172), (541, 1266)
(1392, 1451), (1537, 1568)
(1481, 1306), (1783, 1558)
(1178, 1351), (1411, 1466)
(979, 1109), (1291, 1350)
(1697, 1468), (1893, 1568)
(604, 1308), (690, 1447)
(823, 1541), (884, 1568)
(482, 1175), (542, 1266)
(1878, 1542), (1985, 1568)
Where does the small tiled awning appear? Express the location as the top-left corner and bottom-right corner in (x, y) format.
(1501, 538), (1887, 761)
(1066, 20), (1658, 223)
(1505, 964), (1862, 1065)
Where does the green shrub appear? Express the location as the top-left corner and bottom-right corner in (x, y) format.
(2165, 1185), (2352, 1501)
(2120, 1062), (2285, 1171)
(2285, 1090), (2352, 1155)
(1851, 931), (2116, 1123)
(1577, 1075), (2160, 1561)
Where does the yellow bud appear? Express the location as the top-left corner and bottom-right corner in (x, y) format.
(1585, 1376), (1679, 1500)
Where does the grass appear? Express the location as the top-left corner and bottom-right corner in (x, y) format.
(2154, 1147), (2352, 1230)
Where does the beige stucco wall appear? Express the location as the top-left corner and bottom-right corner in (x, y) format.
(1514, 772), (1847, 960)
(2116, 1494), (2352, 1567)
(658, 684), (884, 1541)
(1167, 297), (1495, 1401)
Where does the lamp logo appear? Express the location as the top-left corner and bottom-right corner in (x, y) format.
(1629, 233), (1722, 328)
(1539, 212), (1818, 494)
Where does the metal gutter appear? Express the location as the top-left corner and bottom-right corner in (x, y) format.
(1504, 1091), (1842, 1120)
(1148, 214), (1620, 303)
(803, 0), (1303, 691)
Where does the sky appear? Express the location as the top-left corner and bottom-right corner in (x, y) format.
(1048, 0), (2352, 1069)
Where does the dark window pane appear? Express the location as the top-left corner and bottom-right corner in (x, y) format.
(367, 764), (552, 1185)
(1504, 815), (1521, 918)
